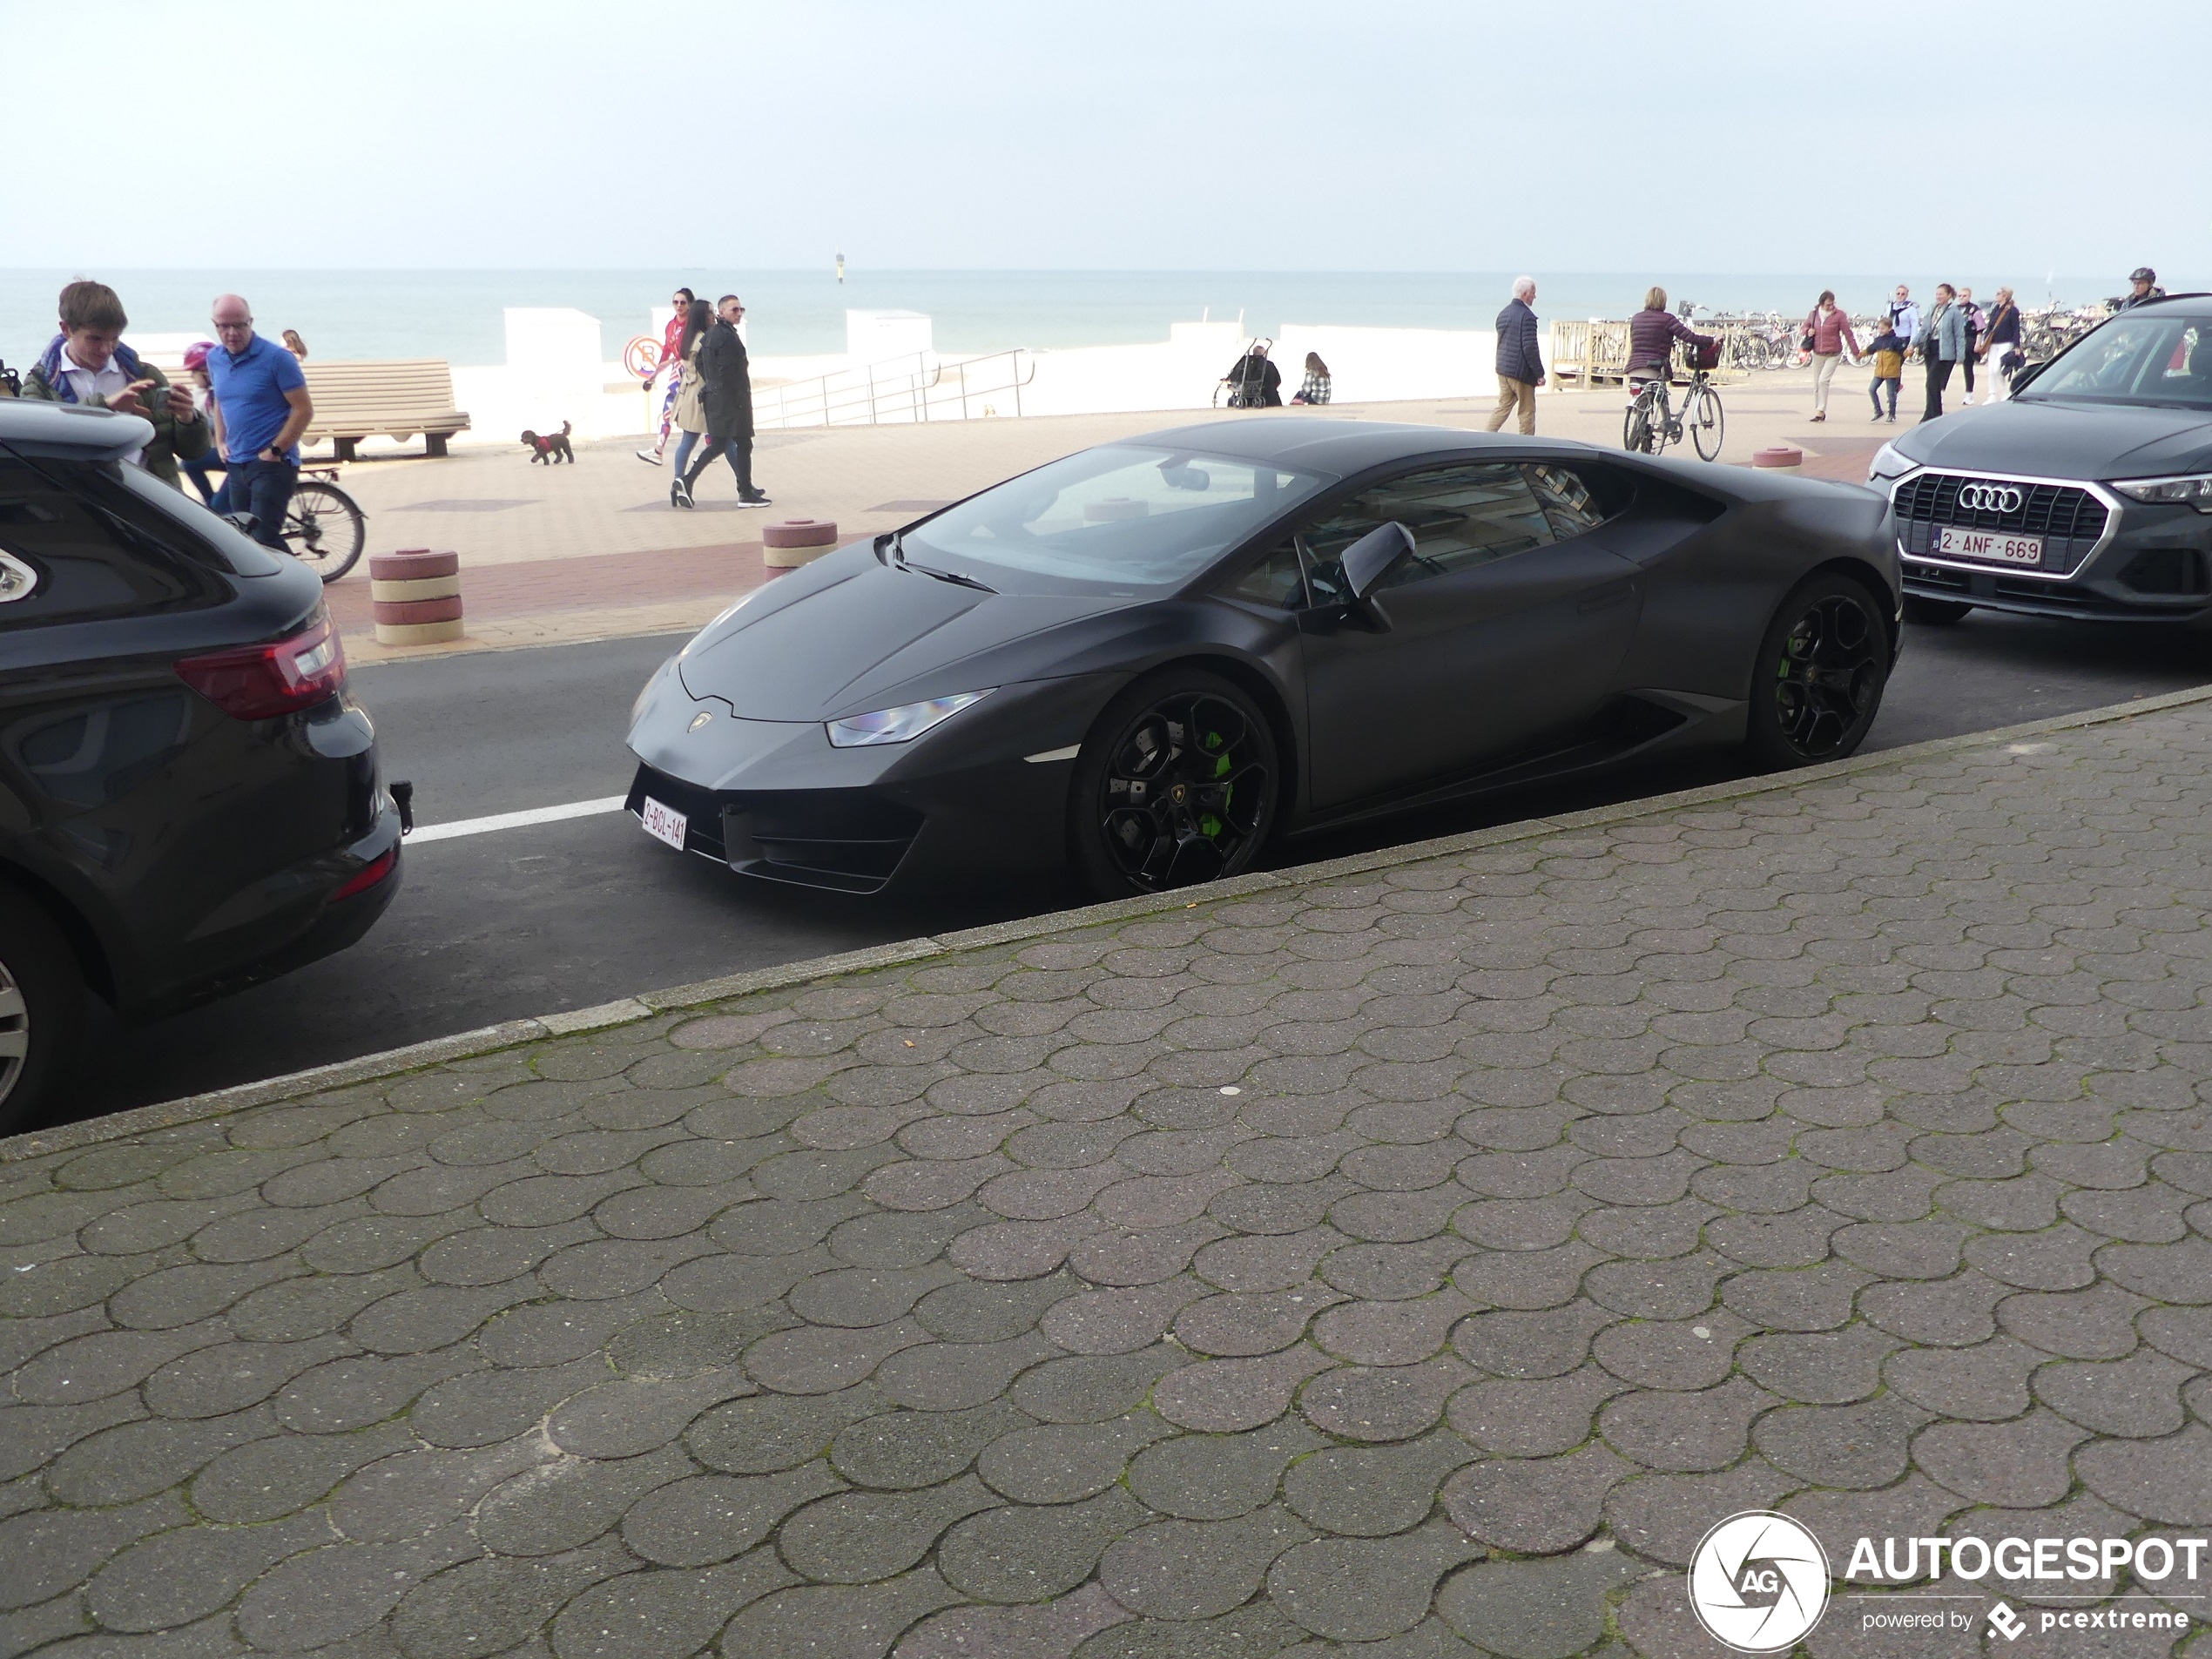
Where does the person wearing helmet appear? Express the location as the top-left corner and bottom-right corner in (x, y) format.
(179, 341), (225, 503)
(2116, 267), (2166, 311)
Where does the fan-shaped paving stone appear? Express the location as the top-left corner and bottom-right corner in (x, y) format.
(1299, 1356), (1474, 1442)
(829, 1399), (1037, 1490)
(979, 1410), (1175, 1503)
(1442, 1444), (1632, 1554)
(478, 1443), (696, 1556)
(1447, 1363), (1627, 1458)
(1433, 1548), (1646, 1659)
(720, 1569), (965, 1659)
(1913, 1408), (2089, 1507)
(1281, 1431), (1477, 1536)
(938, 1487), (1152, 1603)
(1737, 1325), (1900, 1404)
(1269, 1520), (1486, 1643)
(549, 1550), (795, 1659)
(688, 1384), (886, 1474)
(1098, 1505), (1316, 1621)
(1753, 1395), (1932, 1488)
(1599, 1376), (1774, 1473)
(1603, 1460), (1796, 1566)
(897, 1583), (1132, 1658)
(1013, 1347), (1184, 1424)
(622, 1465), (846, 1567)
(778, 1474), (1002, 1583)
(1449, 1302), (1613, 1379)
(2076, 1423), (2212, 1525)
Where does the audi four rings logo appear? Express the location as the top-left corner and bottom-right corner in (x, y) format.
(1958, 482), (2025, 513)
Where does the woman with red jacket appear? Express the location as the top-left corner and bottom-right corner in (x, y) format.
(1803, 290), (1861, 421)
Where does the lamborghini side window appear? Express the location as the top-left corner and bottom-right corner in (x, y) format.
(1298, 463), (1554, 595)
(1524, 463), (1630, 539)
(1226, 543), (1307, 608)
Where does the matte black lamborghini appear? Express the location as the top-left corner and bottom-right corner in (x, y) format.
(625, 419), (1900, 898)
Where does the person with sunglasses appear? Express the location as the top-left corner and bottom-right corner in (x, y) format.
(637, 285), (696, 465)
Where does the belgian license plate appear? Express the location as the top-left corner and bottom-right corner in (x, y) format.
(1937, 526), (2044, 566)
(639, 797), (687, 851)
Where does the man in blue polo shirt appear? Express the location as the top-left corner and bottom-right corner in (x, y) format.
(206, 293), (313, 549)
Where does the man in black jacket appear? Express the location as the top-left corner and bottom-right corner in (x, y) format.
(1487, 277), (1545, 435)
(678, 293), (769, 507)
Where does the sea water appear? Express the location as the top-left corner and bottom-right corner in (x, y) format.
(0, 269), (2136, 369)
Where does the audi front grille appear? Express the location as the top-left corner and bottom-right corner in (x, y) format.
(1893, 472), (2112, 577)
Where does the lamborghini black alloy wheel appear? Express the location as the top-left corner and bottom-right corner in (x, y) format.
(1077, 674), (1277, 896)
(1748, 575), (1887, 767)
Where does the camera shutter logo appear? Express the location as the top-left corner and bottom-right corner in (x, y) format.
(1687, 1511), (1831, 1652)
(1958, 482), (2024, 514)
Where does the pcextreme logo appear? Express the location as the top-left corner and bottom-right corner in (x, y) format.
(1688, 1511), (1831, 1652)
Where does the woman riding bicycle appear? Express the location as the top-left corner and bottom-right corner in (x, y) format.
(1627, 287), (1715, 387)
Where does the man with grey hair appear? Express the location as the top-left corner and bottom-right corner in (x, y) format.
(1487, 276), (1544, 435)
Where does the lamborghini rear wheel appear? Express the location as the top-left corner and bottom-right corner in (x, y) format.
(1071, 669), (1279, 899)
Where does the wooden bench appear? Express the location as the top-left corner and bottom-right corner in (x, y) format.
(300, 360), (470, 461)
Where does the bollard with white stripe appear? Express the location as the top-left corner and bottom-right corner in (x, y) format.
(762, 518), (838, 570)
(370, 548), (464, 645)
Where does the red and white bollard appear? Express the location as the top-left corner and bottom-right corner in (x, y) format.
(762, 519), (839, 570)
(370, 549), (464, 645)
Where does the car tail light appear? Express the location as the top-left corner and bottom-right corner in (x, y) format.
(330, 846), (397, 901)
(175, 606), (347, 720)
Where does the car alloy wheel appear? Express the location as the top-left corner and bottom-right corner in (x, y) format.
(1746, 574), (1889, 769)
(1075, 672), (1278, 897)
(0, 886), (84, 1132)
(0, 957), (27, 1113)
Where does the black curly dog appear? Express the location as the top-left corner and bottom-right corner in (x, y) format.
(521, 420), (575, 464)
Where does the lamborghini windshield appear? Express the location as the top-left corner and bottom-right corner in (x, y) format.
(2020, 312), (2212, 410)
(900, 444), (1333, 591)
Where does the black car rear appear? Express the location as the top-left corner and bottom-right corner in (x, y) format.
(0, 401), (401, 1127)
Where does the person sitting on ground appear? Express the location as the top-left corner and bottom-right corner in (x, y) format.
(281, 328), (309, 360)
(1224, 342), (1281, 408)
(1290, 352), (1332, 405)
(1626, 287), (1714, 388)
(22, 280), (210, 490)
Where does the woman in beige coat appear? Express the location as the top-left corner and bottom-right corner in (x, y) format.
(667, 300), (711, 508)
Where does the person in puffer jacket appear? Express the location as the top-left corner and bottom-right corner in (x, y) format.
(1627, 287), (1714, 385)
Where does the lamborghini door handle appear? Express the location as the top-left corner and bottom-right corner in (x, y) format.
(1577, 583), (1635, 613)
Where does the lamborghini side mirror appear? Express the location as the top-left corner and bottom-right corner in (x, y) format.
(1340, 522), (1415, 601)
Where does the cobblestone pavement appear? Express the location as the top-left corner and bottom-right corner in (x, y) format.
(8, 702), (2212, 1658)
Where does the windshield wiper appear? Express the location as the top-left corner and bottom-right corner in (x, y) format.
(884, 529), (995, 592)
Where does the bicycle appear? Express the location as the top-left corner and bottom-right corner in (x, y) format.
(194, 461), (367, 582)
(1622, 341), (1726, 461)
(283, 469), (368, 583)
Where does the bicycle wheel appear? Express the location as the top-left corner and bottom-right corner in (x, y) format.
(284, 482), (366, 583)
(1623, 399), (1653, 454)
(1690, 384), (1726, 461)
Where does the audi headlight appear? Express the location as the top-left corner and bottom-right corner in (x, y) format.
(2113, 473), (2212, 511)
(826, 690), (994, 748)
(1867, 442), (1915, 482)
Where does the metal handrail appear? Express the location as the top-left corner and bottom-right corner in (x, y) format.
(757, 347), (1036, 429)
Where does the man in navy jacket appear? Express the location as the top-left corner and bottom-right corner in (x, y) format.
(1487, 277), (1545, 435)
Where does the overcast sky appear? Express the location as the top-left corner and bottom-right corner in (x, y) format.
(7, 0), (2205, 278)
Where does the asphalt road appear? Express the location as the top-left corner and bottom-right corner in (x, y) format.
(43, 611), (2211, 1133)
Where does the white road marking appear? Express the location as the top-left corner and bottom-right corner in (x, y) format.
(407, 796), (630, 844)
(1024, 745), (1081, 763)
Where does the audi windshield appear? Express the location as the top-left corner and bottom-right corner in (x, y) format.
(2020, 311), (2212, 410)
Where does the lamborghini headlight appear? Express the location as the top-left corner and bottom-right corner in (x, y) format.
(826, 690), (994, 748)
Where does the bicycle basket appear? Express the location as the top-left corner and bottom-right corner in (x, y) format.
(1686, 339), (1721, 372)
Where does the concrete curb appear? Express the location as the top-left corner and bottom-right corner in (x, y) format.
(11, 679), (2210, 1163)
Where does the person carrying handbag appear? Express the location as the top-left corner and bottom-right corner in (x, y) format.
(1803, 290), (1860, 421)
(1979, 288), (2023, 403)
